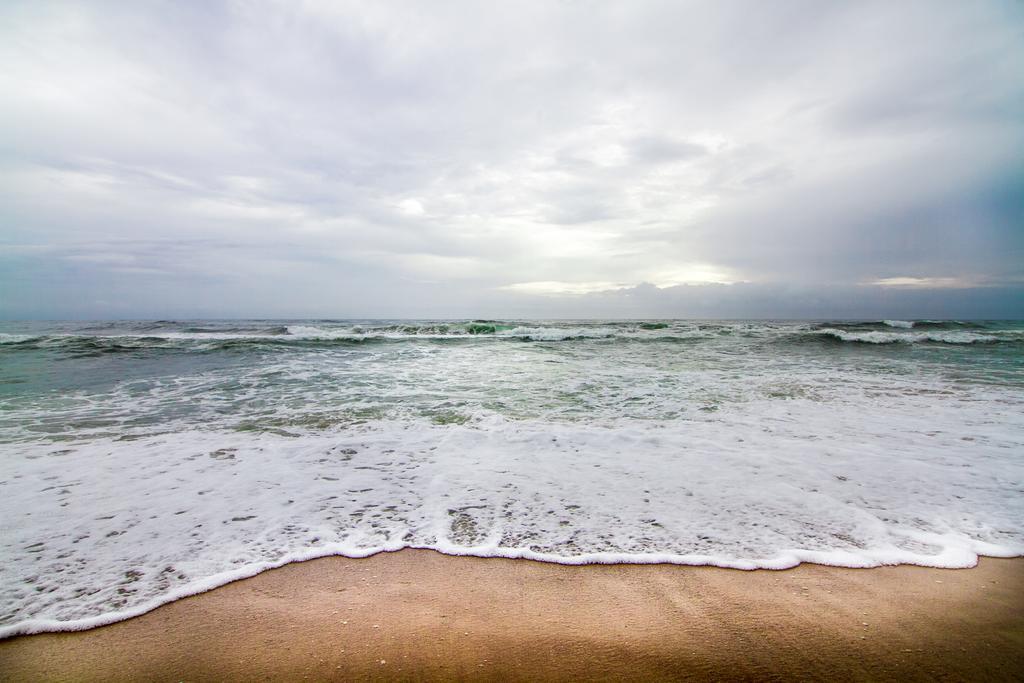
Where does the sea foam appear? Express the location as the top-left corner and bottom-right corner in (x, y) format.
(2, 392), (1022, 638)
(816, 328), (1000, 344)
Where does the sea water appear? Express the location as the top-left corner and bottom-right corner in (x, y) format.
(1, 319), (1022, 636)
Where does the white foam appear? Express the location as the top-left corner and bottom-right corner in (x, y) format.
(883, 320), (915, 328)
(282, 324), (623, 341)
(818, 328), (999, 344)
(285, 325), (358, 339)
(504, 326), (618, 341)
(2, 382), (1022, 638)
(0, 333), (35, 344)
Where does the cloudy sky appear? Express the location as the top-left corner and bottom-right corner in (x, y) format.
(1, 0), (1022, 319)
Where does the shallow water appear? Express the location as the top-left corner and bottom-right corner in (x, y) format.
(1, 319), (1022, 636)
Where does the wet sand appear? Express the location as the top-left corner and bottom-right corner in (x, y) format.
(1, 551), (1022, 681)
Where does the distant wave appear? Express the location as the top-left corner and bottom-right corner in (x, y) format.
(182, 325), (290, 335)
(4, 321), (1021, 354)
(812, 329), (1003, 345)
(0, 333), (38, 345)
(814, 320), (981, 332)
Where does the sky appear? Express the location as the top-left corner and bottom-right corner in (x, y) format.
(1, 0), (1022, 320)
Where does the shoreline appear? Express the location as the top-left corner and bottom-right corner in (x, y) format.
(2, 545), (1017, 640)
(2, 550), (1021, 681)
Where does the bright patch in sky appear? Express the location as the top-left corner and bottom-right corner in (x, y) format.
(870, 277), (976, 289)
(501, 281), (633, 297)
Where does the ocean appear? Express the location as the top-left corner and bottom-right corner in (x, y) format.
(1, 319), (1022, 636)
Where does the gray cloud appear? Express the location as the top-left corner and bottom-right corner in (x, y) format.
(626, 136), (707, 165)
(1, 0), (1022, 319)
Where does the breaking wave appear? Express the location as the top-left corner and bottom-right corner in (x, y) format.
(812, 329), (1006, 345)
(3, 320), (1021, 355)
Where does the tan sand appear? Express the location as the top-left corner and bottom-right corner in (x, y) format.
(1, 551), (1021, 681)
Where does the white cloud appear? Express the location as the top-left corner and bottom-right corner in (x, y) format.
(397, 198), (425, 216)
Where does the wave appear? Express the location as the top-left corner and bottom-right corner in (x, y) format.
(0, 333), (38, 345)
(812, 329), (1003, 345)
(2, 409), (1021, 638)
(911, 320), (983, 330)
(0, 331), (611, 354)
(182, 325), (289, 335)
(3, 321), (1020, 354)
(815, 320), (985, 332)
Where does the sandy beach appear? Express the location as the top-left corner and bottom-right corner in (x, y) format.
(1, 551), (1021, 681)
